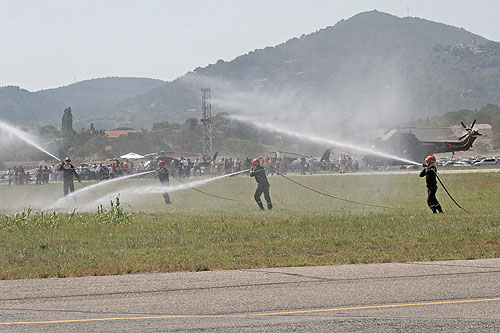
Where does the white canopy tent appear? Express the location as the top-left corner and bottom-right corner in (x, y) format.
(120, 152), (144, 159)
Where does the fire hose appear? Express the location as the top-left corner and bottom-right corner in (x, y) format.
(436, 174), (468, 213)
(170, 174), (238, 202)
(276, 172), (393, 209)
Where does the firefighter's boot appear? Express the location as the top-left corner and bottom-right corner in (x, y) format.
(257, 202), (265, 211)
(267, 202), (273, 210)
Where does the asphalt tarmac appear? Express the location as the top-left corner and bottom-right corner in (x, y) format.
(1, 258), (500, 332)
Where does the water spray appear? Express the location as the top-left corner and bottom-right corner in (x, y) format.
(49, 170), (156, 209)
(86, 169), (249, 209)
(170, 174), (238, 201)
(76, 181), (101, 198)
(0, 121), (62, 161)
(52, 169), (249, 211)
(117, 168), (249, 195)
(230, 115), (421, 166)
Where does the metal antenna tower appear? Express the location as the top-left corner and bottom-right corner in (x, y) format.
(201, 75), (213, 158)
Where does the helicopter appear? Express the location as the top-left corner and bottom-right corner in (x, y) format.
(363, 120), (482, 166)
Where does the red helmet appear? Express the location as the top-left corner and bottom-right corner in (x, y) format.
(251, 158), (260, 166)
(158, 160), (165, 166)
(425, 155), (436, 166)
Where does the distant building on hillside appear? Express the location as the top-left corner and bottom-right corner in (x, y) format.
(450, 38), (485, 55)
(104, 129), (145, 138)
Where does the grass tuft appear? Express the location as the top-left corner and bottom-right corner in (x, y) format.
(194, 263), (210, 272)
(94, 197), (131, 225)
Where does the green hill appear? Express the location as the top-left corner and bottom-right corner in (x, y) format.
(408, 42), (500, 113)
(110, 80), (200, 128)
(37, 77), (165, 129)
(0, 77), (165, 128)
(0, 86), (63, 124)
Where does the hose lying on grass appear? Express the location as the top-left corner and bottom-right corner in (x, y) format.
(436, 174), (468, 213)
(276, 172), (393, 210)
(170, 174), (239, 202)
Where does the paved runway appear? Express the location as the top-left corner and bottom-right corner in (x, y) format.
(1, 259), (500, 332)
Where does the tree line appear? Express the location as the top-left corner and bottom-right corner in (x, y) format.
(24, 108), (277, 162)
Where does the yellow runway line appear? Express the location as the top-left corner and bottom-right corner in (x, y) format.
(2, 297), (500, 325)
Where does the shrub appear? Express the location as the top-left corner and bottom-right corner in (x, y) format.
(0, 208), (60, 230)
(94, 197), (131, 225)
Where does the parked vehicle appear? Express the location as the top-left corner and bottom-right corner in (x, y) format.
(442, 160), (471, 167)
(76, 166), (96, 180)
(473, 158), (498, 166)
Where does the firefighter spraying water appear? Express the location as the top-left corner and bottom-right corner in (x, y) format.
(249, 158), (273, 211)
(58, 157), (81, 196)
(419, 155), (443, 214)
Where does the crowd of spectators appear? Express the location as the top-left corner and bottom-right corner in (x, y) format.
(1, 160), (136, 185)
(4, 164), (73, 185)
(167, 153), (359, 178)
(1, 152), (359, 186)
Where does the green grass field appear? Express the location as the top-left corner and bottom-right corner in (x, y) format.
(1, 170), (500, 280)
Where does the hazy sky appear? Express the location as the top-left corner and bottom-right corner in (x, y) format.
(1, 0), (499, 92)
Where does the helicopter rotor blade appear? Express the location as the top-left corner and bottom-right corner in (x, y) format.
(470, 119), (476, 130)
(458, 133), (469, 141)
(461, 121), (467, 130)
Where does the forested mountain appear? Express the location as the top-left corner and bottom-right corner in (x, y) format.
(408, 42), (500, 113)
(0, 86), (63, 124)
(111, 82), (199, 127)
(37, 77), (165, 129)
(1, 10), (499, 132)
